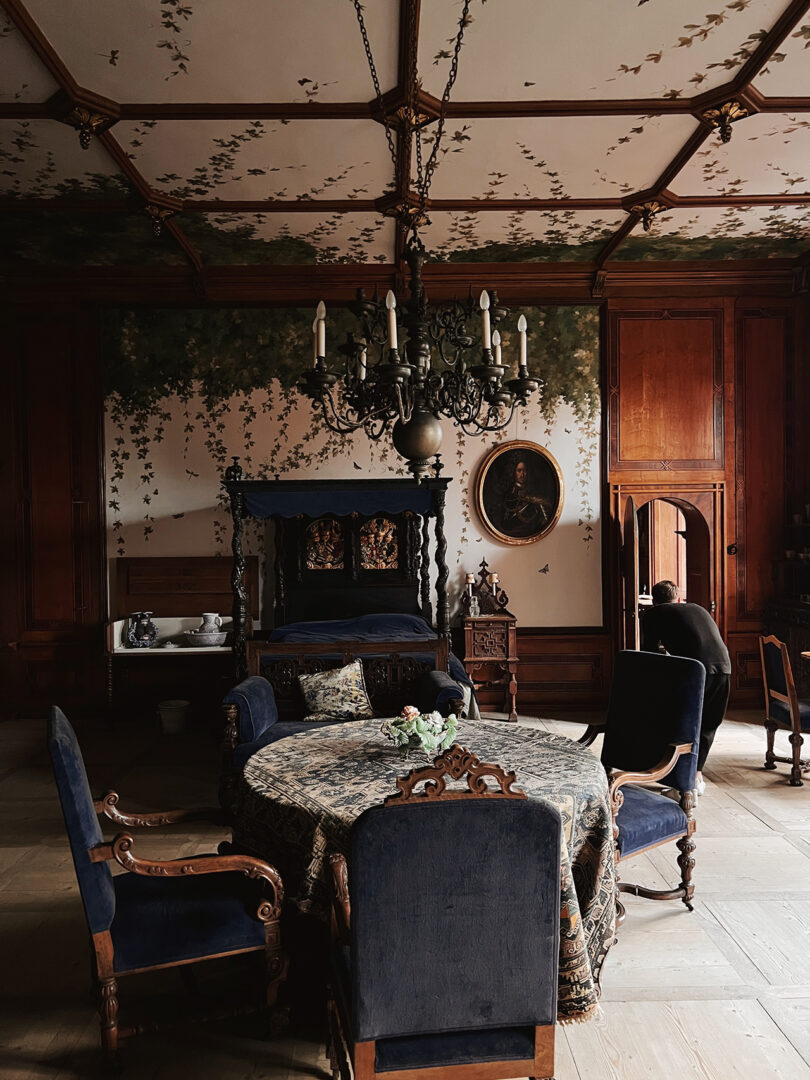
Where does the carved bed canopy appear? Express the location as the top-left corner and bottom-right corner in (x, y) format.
(223, 460), (452, 677)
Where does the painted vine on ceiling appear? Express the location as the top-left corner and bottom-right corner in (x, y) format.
(0, 0), (808, 266)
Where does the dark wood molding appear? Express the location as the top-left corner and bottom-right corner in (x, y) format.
(728, 0), (810, 97)
(0, 260), (800, 305)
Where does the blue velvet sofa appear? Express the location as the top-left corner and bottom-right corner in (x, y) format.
(221, 614), (473, 808)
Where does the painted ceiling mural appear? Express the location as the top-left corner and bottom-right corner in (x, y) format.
(0, 0), (808, 267)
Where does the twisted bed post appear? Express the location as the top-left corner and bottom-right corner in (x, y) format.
(225, 458), (248, 682)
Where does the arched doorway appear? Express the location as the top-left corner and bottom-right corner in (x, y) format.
(614, 484), (724, 650)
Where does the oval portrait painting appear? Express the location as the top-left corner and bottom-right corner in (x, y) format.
(474, 440), (564, 545)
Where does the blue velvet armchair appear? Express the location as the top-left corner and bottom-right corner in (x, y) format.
(579, 650), (705, 920)
(759, 634), (810, 786)
(326, 745), (562, 1080)
(48, 707), (286, 1064)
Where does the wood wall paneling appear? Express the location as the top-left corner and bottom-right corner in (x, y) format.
(727, 632), (768, 701)
(734, 306), (789, 623)
(22, 323), (79, 628)
(513, 631), (613, 712)
(609, 309), (724, 471)
(2, 308), (107, 717)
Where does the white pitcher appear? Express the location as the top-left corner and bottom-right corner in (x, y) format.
(198, 612), (222, 633)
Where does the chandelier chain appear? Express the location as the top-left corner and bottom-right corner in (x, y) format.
(352, 0), (472, 237)
(351, 0), (398, 172)
(414, 0), (471, 221)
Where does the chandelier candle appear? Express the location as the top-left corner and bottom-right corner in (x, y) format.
(385, 291), (398, 350)
(480, 291), (492, 349)
(492, 329), (502, 366)
(316, 301), (326, 358)
(518, 314), (528, 371)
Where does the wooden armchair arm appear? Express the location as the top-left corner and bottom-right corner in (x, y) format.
(94, 791), (226, 829)
(576, 723), (606, 748)
(89, 835), (284, 922)
(608, 742), (694, 799)
(329, 853), (351, 945)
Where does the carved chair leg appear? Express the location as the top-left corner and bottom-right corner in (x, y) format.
(98, 976), (120, 1061)
(327, 993), (351, 1080)
(789, 731), (805, 787)
(764, 721), (778, 770)
(676, 833), (696, 911)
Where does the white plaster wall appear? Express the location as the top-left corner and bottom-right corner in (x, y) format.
(105, 384), (602, 627)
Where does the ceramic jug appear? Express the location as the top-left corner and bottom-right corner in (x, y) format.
(198, 613), (222, 633)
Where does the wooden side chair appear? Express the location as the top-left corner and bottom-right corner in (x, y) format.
(759, 634), (810, 786)
(579, 650), (705, 921)
(326, 744), (562, 1080)
(47, 706), (286, 1066)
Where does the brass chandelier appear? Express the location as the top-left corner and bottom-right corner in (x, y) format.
(300, 1), (541, 479)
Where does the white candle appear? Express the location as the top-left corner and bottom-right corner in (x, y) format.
(492, 329), (502, 366)
(479, 290), (491, 350)
(316, 300), (326, 358)
(385, 291), (398, 350)
(312, 318), (319, 365)
(358, 347), (367, 381)
(518, 314), (527, 368)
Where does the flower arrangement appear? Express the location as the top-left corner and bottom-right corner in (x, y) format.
(381, 705), (459, 759)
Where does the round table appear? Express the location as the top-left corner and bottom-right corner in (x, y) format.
(235, 717), (616, 1023)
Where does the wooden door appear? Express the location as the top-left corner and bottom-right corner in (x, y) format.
(622, 495), (639, 650)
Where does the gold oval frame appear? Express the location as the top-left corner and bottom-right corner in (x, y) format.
(474, 440), (564, 546)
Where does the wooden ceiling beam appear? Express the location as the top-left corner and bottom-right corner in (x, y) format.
(2, 191), (807, 215)
(116, 102), (374, 121)
(0, 0), (79, 94)
(1, 94), (806, 125)
(731, 0), (810, 96)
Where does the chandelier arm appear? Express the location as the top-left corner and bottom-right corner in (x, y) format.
(318, 393), (366, 435)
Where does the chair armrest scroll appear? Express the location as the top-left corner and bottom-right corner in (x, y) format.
(413, 670), (465, 718)
(94, 791), (226, 829)
(329, 853), (351, 944)
(223, 676), (280, 749)
(608, 742), (694, 797)
(104, 833), (285, 921)
(576, 723), (605, 748)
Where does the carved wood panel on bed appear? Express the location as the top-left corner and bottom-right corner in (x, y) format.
(246, 638), (450, 723)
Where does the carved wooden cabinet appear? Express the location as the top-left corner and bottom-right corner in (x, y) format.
(463, 614), (518, 721)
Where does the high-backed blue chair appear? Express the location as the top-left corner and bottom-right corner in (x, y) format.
(327, 745), (561, 1080)
(759, 635), (810, 786)
(47, 707), (285, 1064)
(579, 650), (705, 920)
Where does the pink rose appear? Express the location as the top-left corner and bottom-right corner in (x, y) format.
(400, 705), (420, 721)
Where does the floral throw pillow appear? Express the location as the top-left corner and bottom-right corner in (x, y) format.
(298, 660), (374, 722)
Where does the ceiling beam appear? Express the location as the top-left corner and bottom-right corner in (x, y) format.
(3, 191), (808, 215)
(0, 0), (78, 94)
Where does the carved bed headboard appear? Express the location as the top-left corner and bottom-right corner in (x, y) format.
(224, 465), (452, 679)
(247, 638), (450, 723)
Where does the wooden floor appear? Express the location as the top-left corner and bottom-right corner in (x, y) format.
(1, 707), (809, 1079)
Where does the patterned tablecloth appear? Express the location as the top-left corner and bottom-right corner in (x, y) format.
(236, 718), (616, 1023)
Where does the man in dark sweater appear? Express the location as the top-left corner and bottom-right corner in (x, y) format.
(640, 580), (731, 794)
